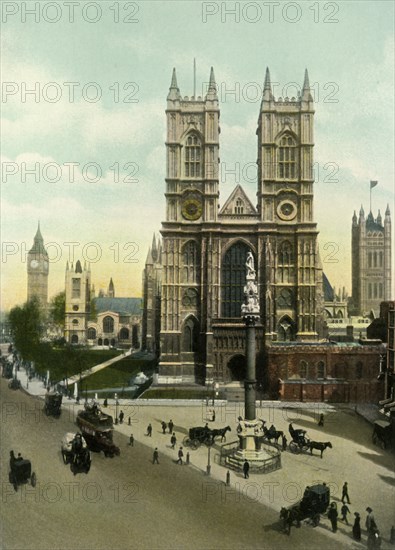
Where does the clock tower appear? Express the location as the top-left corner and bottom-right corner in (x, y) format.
(27, 223), (49, 306)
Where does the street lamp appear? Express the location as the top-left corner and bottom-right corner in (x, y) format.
(114, 392), (119, 424)
(207, 444), (212, 475)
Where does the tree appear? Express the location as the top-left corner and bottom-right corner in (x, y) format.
(50, 291), (65, 327)
(8, 297), (43, 360)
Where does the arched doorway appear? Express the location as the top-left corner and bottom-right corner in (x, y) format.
(71, 334), (78, 344)
(104, 338), (109, 346)
(98, 338), (103, 345)
(119, 327), (129, 340)
(221, 242), (253, 317)
(227, 354), (247, 381)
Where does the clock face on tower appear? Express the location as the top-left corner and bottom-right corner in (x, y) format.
(277, 200), (297, 221)
(30, 260), (39, 269)
(181, 196), (203, 221)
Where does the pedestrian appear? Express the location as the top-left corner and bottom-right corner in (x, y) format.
(161, 421), (167, 434)
(176, 447), (184, 464)
(168, 419), (174, 433)
(129, 434), (134, 447)
(390, 525), (395, 545)
(212, 409), (216, 422)
(119, 410), (124, 424)
(328, 502), (338, 532)
(318, 413), (324, 426)
(366, 507), (378, 535)
(341, 482), (351, 504)
(146, 423), (152, 437)
(170, 433), (177, 449)
(352, 512), (361, 541)
(282, 434), (287, 452)
(341, 503), (351, 524)
(243, 459), (250, 479)
(103, 398), (108, 407)
(153, 447), (159, 464)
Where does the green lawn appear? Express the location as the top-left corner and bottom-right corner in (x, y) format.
(81, 356), (156, 390)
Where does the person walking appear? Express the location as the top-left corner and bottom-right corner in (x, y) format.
(366, 506), (381, 549)
(341, 503), (351, 524)
(352, 512), (361, 541)
(146, 423), (152, 437)
(341, 482), (351, 503)
(168, 419), (174, 433)
(176, 447), (184, 465)
(129, 434), (134, 447)
(119, 410), (124, 424)
(328, 502), (338, 532)
(153, 448), (159, 464)
(170, 433), (177, 449)
(161, 421), (167, 434)
(243, 459), (250, 479)
(282, 434), (287, 452)
(318, 413), (324, 426)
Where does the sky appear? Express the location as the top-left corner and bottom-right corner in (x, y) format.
(1, 0), (394, 311)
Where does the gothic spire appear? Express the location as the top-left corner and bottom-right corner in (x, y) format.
(262, 67), (273, 102)
(205, 66), (218, 100)
(376, 209), (382, 225)
(385, 204), (391, 217)
(302, 68), (313, 101)
(29, 222), (47, 255)
(352, 210), (358, 225)
(167, 68), (181, 101)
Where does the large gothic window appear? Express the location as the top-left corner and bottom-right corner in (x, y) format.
(103, 316), (114, 333)
(278, 134), (297, 179)
(184, 134), (202, 178)
(182, 241), (200, 284)
(72, 278), (81, 299)
(221, 242), (252, 318)
(87, 327), (96, 340)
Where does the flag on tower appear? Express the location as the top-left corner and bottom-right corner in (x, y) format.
(370, 180), (378, 188)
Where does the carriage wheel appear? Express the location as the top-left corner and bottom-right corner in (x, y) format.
(182, 436), (190, 447)
(205, 437), (214, 447)
(85, 462), (91, 473)
(289, 442), (299, 454)
(191, 439), (200, 450)
(62, 451), (68, 464)
(31, 472), (36, 487)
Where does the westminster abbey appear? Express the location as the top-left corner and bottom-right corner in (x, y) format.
(142, 66), (328, 386)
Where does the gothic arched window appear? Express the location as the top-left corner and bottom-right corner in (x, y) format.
(103, 316), (114, 333)
(184, 134), (202, 178)
(221, 242), (252, 318)
(317, 361), (325, 379)
(278, 134), (297, 179)
(182, 317), (199, 352)
(278, 241), (294, 265)
(87, 327), (96, 340)
(235, 198), (244, 214)
(299, 360), (308, 379)
(119, 327), (129, 340)
(182, 241), (200, 284)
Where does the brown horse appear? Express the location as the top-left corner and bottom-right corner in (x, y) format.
(308, 441), (333, 458)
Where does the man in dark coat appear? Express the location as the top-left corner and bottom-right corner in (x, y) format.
(168, 420), (174, 433)
(177, 447), (184, 465)
(353, 512), (361, 541)
(328, 502), (338, 532)
(161, 421), (167, 434)
(153, 448), (159, 464)
(243, 460), (250, 479)
(146, 423), (152, 437)
(170, 433), (177, 449)
(341, 482), (351, 503)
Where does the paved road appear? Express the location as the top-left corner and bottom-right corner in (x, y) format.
(1, 379), (343, 550)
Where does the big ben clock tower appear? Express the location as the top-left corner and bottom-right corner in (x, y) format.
(27, 223), (49, 306)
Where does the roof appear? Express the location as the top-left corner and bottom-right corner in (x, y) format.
(323, 273), (334, 301)
(94, 297), (141, 315)
(219, 184), (257, 216)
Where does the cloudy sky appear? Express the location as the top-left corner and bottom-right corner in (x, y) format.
(1, 0), (394, 311)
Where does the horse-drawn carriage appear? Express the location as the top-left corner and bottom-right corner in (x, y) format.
(76, 401), (120, 458)
(9, 451), (36, 492)
(61, 433), (91, 474)
(288, 423), (311, 453)
(44, 392), (63, 417)
(183, 426), (214, 449)
(372, 420), (392, 449)
(280, 484), (330, 533)
(2, 361), (14, 379)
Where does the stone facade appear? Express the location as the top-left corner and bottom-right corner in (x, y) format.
(64, 260), (91, 344)
(155, 67), (324, 385)
(351, 206), (392, 317)
(27, 223), (49, 306)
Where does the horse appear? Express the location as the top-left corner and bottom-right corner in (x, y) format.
(211, 426), (231, 442)
(263, 425), (284, 446)
(308, 441), (332, 458)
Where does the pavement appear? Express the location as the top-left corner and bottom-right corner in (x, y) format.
(4, 355), (395, 549)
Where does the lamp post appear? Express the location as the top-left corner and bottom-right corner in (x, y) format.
(114, 392), (119, 424)
(207, 443), (211, 475)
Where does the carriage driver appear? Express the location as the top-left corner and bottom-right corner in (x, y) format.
(72, 433), (83, 459)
